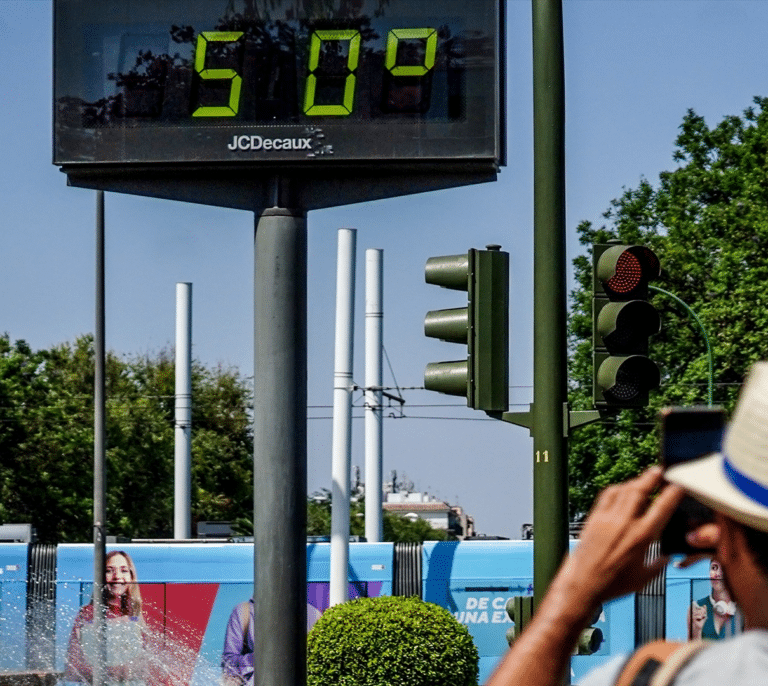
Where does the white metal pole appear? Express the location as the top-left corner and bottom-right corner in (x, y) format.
(365, 249), (383, 543)
(330, 229), (356, 606)
(174, 282), (192, 539)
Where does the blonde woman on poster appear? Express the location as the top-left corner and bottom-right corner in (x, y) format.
(65, 551), (149, 685)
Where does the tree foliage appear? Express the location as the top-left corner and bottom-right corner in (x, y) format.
(569, 97), (768, 515)
(233, 489), (452, 543)
(0, 335), (252, 542)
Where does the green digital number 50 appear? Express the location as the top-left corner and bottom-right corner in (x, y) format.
(193, 27), (439, 119)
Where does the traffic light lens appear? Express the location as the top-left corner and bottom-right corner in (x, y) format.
(606, 251), (642, 294)
(599, 301), (661, 351)
(599, 356), (661, 404)
(577, 627), (604, 655)
(611, 367), (641, 400)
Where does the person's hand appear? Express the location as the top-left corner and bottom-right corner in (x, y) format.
(485, 468), (685, 686)
(690, 600), (707, 639)
(553, 466), (685, 617)
(672, 521), (722, 569)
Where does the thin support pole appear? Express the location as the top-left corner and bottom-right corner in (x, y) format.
(364, 249), (383, 543)
(253, 207), (307, 686)
(174, 282), (193, 539)
(93, 190), (107, 686)
(330, 228), (356, 606)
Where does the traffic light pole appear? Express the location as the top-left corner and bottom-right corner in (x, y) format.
(253, 206), (308, 686)
(531, 0), (568, 609)
(495, 0), (600, 621)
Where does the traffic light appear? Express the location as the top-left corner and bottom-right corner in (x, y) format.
(424, 245), (509, 412)
(575, 605), (604, 655)
(505, 595), (533, 646)
(593, 243), (661, 408)
(505, 597), (603, 654)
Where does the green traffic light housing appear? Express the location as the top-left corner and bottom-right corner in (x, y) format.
(505, 596), (533, 646)
(576, 626), (604, 655)
(592, 243), (662, 409)
(424, 245), (509, 412)
(574, 604), (604, 655)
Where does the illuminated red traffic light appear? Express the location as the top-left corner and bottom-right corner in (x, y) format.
(598, 245), (660, 300)
(592, 243), (662, 409)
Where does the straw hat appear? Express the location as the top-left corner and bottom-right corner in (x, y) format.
(666, 362), (768, 533)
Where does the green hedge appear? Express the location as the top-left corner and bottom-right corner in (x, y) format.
(307, 595), (479, 686)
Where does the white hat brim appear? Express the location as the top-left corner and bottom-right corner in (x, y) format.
(665, 452), (768, 534)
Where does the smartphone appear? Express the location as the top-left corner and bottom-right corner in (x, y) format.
(659, 406), (725, 555)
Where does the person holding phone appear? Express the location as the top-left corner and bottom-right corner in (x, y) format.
(486, 362), (768, 686)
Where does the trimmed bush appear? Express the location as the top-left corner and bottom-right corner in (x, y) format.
(307, 595), (479, 686)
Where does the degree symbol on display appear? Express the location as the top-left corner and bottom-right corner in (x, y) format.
(385, 28), (437, 76)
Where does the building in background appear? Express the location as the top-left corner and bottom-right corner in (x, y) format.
(381, 472), (475, 540)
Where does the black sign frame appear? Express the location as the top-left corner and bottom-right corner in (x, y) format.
(54, 0), (504, 209)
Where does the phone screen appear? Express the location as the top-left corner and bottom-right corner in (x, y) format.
(659, 407), (725, 555)
(663, 426), (724, 465)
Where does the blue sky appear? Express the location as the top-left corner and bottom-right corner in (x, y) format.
(2, 0), (768, 537)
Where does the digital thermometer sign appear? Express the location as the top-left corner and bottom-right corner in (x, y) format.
(54, 0), (503, 168)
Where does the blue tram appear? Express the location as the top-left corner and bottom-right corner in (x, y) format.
(0, 540), (715, 684)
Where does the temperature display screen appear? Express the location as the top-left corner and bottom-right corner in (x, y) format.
(54, 0), (503, 166)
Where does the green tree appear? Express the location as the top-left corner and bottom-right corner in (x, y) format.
(235, 490), (452, 543)
(382, 510), (450, 543)
(0, 334), (253, 542)
(0, 337), (92, 542)
(569, 97), (768, 516)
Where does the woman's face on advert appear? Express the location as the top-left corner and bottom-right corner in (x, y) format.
(709, 559), (726, 593)
(105, 554), (132, 598)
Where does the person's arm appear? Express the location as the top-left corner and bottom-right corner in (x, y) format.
(486, 467), (684, 686)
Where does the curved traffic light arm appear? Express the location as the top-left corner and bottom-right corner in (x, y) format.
(648, 285), (714, 407)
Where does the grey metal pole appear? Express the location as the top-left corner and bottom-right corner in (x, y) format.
(364, 249), (383, 543)
(174, 282), (192, 539)
(330, 228), (356, 606)
(253, 207), (307, 686)
(532, 0), (568, 609)
(93, 190), (107, 686)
